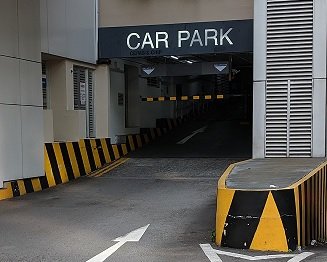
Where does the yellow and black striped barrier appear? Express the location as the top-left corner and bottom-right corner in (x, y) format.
(0, 117), (187, 201)
(142, 94), (224, 102)
(216, 161), (327, 252)
(0, 138), (129, 200)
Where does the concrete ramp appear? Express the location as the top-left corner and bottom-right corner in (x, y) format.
(216, 158), (327, 252)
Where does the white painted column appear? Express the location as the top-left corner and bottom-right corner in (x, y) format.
(312, 0), (327, 157)
(253, 0), (267, 158)
(0, 0), (44, 185)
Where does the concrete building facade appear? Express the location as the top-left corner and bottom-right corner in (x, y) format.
(0, 0), (326, 185)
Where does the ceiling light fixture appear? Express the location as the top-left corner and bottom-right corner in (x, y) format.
(186, 60), (193, 64)
(171, 55), (179, 60)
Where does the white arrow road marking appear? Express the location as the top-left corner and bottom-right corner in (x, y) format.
(200, 244), (314, 262)
(86, 224), (150, 262)
(177, 126), (208, 144)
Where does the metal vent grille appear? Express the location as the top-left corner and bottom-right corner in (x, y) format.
(42, 63), (48, 109)
(73, 66), (86, 110)
(265, 0), (313, 157)
(87, 70), (95, 138)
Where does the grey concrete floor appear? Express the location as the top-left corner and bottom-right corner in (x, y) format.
(0, 113), (325, 261)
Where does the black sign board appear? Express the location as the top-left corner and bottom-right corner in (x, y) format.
(140, 62), (229, 77)
(99, 20), (253, 58)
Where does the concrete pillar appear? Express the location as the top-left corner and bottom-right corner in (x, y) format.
(312, 0), (327, 157)
(253, 0), (267, 158)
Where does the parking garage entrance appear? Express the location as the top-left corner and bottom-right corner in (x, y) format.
(99, 19), (253, 158)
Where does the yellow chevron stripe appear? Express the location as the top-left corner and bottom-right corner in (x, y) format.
(170, 96), (176, 101)
(121, 144), (128, 155)
(144, 134), (150, 144)
(44, 147), (56, 187)
(90, 139), (101, 169)
(158, 96), (165, 101)
(31, 178), (42, 192)
(216, 188), (235, 245)
(79, 140), (91, 174)
(205, 95), (212, 100)
(53, 143), (69, 183)
(147, 97), (154, 102)
(128, 135), (135, 151)
(100, 139), (111, 163)
(193, 95), (200, 100)
(250, 192), (288, 252)
(217, 95), (224, 99)
(0, 182), (13, 200)
(17, 180), (26, 196)
(294, 187), (301, 247)
(136, 135), (142, 148)
(66, 142), (80, 178)
(112, 145), (120, 160)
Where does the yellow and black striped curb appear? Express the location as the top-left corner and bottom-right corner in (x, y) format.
(141, 94), (224, 102)
(0, 116), (187, 201)
(0, 138), (129, 200)
(127, 119), (183, 151)
(216, 161), (327, 252)
(0, 109), (207, 201)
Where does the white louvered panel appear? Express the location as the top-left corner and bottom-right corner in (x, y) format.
(265, 0), (313, 157)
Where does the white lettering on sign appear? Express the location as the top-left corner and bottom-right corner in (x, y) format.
(178, 28), (233, 48)
(190, 30), (204, 47)
(156, 32), (169, 48)
(205, 29), (219, 46)
(141, 32), (155, 49)
(178, 30), (191, 48)
(127, 28), (233, 51)
(220, 28), (233, 45)
(127, 33), (141, 50)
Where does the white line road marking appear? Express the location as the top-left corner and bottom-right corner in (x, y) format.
(177, 126), (208, 144)
(86, 224), (150, 262)
(287, 253), (315, 262)
(200, 244), (314, 262)
(201, 244), (223, 262)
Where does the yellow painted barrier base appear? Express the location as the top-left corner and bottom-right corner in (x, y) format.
(216, 159), (327, 251)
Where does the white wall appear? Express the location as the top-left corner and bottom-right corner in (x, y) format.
(109, 68), (133, 137)
(43, 110), (54, 142)
(47, 59), (96, 141)
(0, 0), (44, 185)
(41, 0), (97, 64)
(95, 65), (110, 138)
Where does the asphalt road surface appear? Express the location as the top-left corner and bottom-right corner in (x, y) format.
(0, 112), (325, 261)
